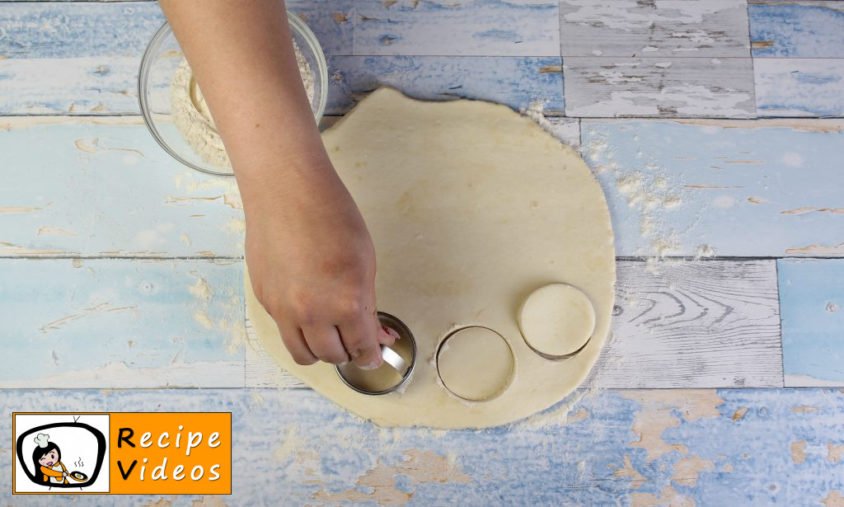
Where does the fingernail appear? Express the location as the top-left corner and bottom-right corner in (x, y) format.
(383, 326), (401, 340)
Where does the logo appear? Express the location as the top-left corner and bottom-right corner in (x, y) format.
(13, 412), (231, 495)
(13, 414), (108, 494)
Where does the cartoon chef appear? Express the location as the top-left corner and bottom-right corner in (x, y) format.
(31, 433), (69, 485)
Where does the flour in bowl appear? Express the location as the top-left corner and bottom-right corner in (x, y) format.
(171, 41), (316, 169)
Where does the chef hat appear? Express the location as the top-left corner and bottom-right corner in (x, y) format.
(33, 433), (50, 448)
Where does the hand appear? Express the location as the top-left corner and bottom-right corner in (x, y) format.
(244, 161), (396, 369)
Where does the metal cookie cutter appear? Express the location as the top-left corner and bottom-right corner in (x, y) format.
(336, 312), (416, 395)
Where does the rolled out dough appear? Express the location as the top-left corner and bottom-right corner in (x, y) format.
(246, 88), (615, 428)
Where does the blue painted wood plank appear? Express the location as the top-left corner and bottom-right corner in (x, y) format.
(779, 259), (844, 387)
(0, 1), (352, 114)
(0, 258), (245, 388)
(5, 117), (840, 260)
(582, 118), (844, 257)
(0, 1), (352, 58)
(353, 0), (560, 56)
(326, 55), (564, 115)
(0, 2), (162, 59)
(0, 118), (244, 257)
(289, 0), (355, 56)
(750, 2), (844, 58)
(1, 388), (842, 505)
(755, 58), (844, 117)
(0, 57), (143, 115)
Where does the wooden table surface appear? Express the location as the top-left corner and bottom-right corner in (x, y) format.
(1, 1), (843, 505)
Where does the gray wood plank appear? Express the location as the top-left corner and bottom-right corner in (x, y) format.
(590, 259), (783, 389)
(560, 0), (751, 58)
(564, 57), (756, 117)
(247, 259), (783, 389)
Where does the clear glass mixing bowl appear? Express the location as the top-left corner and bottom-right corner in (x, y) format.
(138, 13), (328, 176)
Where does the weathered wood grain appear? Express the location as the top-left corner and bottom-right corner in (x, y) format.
(0, 57), (144, 115)
(750, 1), (844, 57)
(2, 387), (843, 505)
(755, 58), (844, 117)
(582, 118), (844, 257)
(564, 57), (756, 117)
(5, 117), (842, 259)
(0, 258), (245, 388)
(354, 0), (560, 56)
(0, 118), (244, 258)
(0, 1), (161, 59)
(247, 260), (783, 389)
(560, 0), (750, 58)
(0, 0), (353, 56)
(326, 55), (565, 115)
(779, 259), (844, 387)
(593, 260), (782, 389)
(0, 0), (354, 115)
(0, 256), (782, 391)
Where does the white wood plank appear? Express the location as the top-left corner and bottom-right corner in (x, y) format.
(590, 260), (782, 389)
(245, 317), (304, 389)
(560, 0), (750, 58)
(564, 57), (756, 117)
(247, 260), (784, 389)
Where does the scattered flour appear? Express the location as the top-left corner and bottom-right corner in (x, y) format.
(583, 128), (685, 269)
(171, 41), (316, 169)
(695, 244), (716, 259)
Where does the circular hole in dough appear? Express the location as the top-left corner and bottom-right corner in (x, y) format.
(518, 283), (596, 358)
(436, 326), (515, 402)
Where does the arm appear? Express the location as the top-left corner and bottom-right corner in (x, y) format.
(160, 0), (393, 368)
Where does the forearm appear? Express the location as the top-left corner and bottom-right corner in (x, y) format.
(160, 0), (333, 214)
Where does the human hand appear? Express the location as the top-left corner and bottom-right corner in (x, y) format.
(244, 161), (396, 369)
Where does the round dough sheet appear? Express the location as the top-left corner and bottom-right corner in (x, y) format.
(246, 88), (615, 428)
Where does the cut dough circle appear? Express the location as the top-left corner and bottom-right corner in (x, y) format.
(245, 88), (616, 428)
(518, 283), (596, 357)
(437, 327), (514, 401)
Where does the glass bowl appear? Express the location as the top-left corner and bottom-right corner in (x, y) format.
(138, 13), (328, 176)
